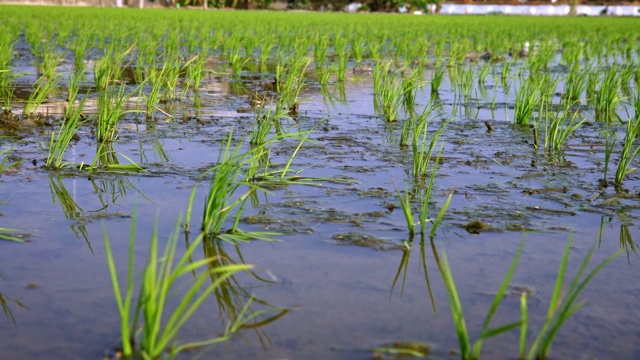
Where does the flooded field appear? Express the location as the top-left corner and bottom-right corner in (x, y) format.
(1, 7), (639, 360)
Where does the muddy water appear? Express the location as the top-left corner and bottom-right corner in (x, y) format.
(2, 41), (640, 360)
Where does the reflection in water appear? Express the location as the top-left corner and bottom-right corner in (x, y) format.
(619, 225), (638, 264)
(48, 175), (91, 251)
(90, 144), (150, 205)
(0, 291), (25, 328)
(321, 81), (347, 111)
(201, 236), (288, 350)
(390, 236), (437, 314)
(90, 177), (151, 208)
(598, 216), (638, 264)
(48, 174), (150, 251)
(137, 137), (170, 165)
(0, 276), (27, 328)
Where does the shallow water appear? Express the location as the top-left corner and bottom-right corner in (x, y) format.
(1, 12), (640, 360)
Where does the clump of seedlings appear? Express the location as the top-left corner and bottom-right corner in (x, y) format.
(373, 60), (405, 122)
(103, 213), (261, 359)
(614, 103), (640, 185)
(435, 237), (620, 360)
(534, 101), (585, 151)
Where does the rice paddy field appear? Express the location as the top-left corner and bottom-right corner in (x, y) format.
(1, 6), (640, 359)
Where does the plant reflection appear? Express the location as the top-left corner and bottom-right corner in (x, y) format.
(598, 216), (638, 264)
(390, 235), (437, 314)
(199, 235), (288, 350)
(48, 174), (150, 251)
(619, 224), (637, 264)
(48, 175), (91, 251)
(0, 276), (26, 328)
(137, 137), (169, 165)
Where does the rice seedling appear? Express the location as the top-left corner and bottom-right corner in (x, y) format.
(317, 65), (334, 89)
(433, 38), (445, 66)
(200, 130), (275, 243)
(103, 213), (258, 359)
(163, 55), (192, 102)
(260, 35), (277, 68)
(457, 65), (475, 100)
(619, 64), (635, 96)
(540, 101), (585, 151)
(70, 33), (92, 72)
(351, 34), (367, 67)
(0, 31), (17, 69)
(501, 58), (514, 91)
(539, 73), (560, 105)
(428, 190), (453, 239)
(412, 107), (448, 179)
(561, 40), (583, 68)
(22, 48), (61, 117)
(0, 147), (19, 175)
(513, 78), (543, 126)
(369, 39), (384, 63)
(0, 74), (17, 114)
(65, 67), (85, 115)
(93, 42), (135, 91)
(249, 103), (283, 147)
(274, 56), (311, 116)
(448, 40), (470, 68)
(86, 143), (144, 174)
(292, 36), (312, 59)
(434, 236), (620, 360)
(45, 97), (87, 169)
(401, 69), (422, 116)
(228, 44), (249, 79)
(586, 70), (599, 104)
(373, 60), (390, 104)
(521, 237), (621, 360)
(430, 65), (445, 96)
(0, 226), (24, 243)
(142, 62), (167, 120)
(336, 49), (351, 84)
(373, 61), (404, 122)
(395, 184), (418, 236)
(435, 239), (525, 360)
(394, 153), (451, 238)
(614, 109), (640, 185)
(246, 127), (331, 189)
(594, 65), (624, 122)
(602, 123), (616, 187)
(22, 75), (59, 118)
(191, 53), (208, 93)
(96, 82), (138, 143)
(417, 139), (446, 237)
(562, 65), (589, 104)
(477, 61), (491, 88)
(378, 78), (404, 122)
(400, 117), (413, 149)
